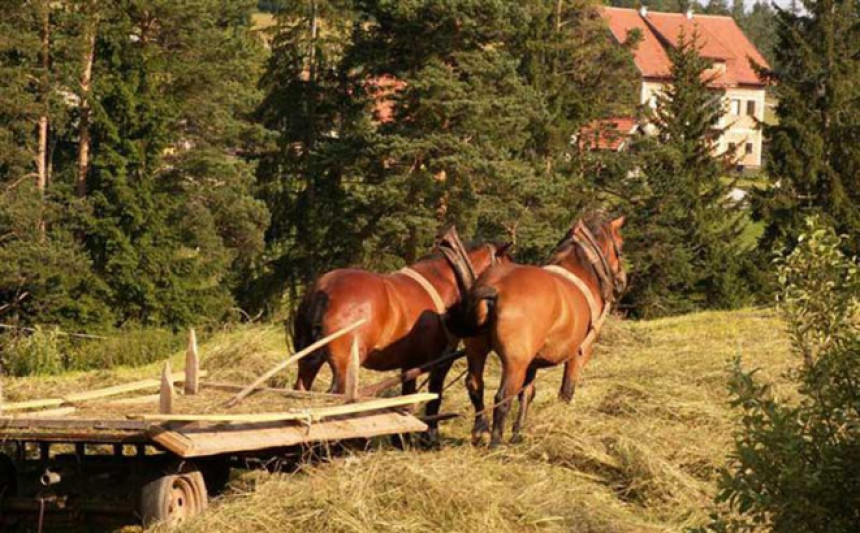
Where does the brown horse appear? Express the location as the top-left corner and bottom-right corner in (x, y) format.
(440, 211), (626, 446)
(293, 238), (512, 441)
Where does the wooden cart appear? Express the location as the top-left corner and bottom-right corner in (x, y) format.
(0, 321), (451, 528)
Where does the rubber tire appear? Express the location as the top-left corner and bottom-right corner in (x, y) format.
(139, 462), (208, 527)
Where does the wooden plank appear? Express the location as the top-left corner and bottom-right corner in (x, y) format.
(185, 328), (199, 395)
(344, 338), (360, 403)
(225, 318), (367, 407)
(62, 370), (208, 403)
(160, 362), (174, 414)
(151, 410), (428, 457)
(131, 392), (438, 423)
(0, 418), (149, 431)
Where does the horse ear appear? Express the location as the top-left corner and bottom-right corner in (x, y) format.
(611, 216), (626, 230)
(496, 242), (514, 257)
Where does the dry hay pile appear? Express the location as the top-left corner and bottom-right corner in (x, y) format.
(2, 310), (795, 531)
(167, 308), (793, 532)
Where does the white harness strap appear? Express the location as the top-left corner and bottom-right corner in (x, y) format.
(543, 265), (600, 320)
(399, 267), (446, 315)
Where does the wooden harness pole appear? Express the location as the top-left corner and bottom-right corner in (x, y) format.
(225, 318), (367, 408)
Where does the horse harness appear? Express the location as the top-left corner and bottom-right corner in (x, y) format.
(543, 222), (619, 356)
(398, 244), (499, 347)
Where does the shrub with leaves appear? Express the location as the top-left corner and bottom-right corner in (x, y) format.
(708, 217), (859, 532)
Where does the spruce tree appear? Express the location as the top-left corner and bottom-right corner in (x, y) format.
(618, 32), (749, 317)
(753, 0), (860, 256)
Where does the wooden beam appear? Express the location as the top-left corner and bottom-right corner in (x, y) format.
(201, 381), (344, 400)
(185, 328), (199, 395)
(62, 371), (208, 404)
(101, 394), (160, 406)
(26, 406), (76, 418)
(360, 349), (465, 397)
(160, 362), (174, 414)
(132, 392), (438, 423)
(225, 318), (367, 408)
(0, 398), (65, 412)
(344, 338), (360, 403)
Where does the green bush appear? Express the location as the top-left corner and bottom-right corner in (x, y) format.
(1, 325), (183, 377)
(706, 217), (860, 532)
(1, 327), (64, 376)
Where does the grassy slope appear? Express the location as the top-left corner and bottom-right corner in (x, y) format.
(3, 309), (794, 532)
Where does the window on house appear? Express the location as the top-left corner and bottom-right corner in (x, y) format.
(746, 100), (756, 116)
(745, 142), (754, 155)
(728, 142), (737, 153)
(730, 99), (740, 115)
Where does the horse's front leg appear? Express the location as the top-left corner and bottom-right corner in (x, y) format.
(559, 344), (591, 403)
(464, 337), (491, 445)
(511, 366), (537, 443)
(423, 354), (455, 447)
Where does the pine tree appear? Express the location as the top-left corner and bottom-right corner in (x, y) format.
(618, 32), (749, 317)
(753, 0), (860, 256)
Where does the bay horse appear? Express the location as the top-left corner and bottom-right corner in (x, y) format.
(293, 237), (512, 442)
(439, 211), (626, 446)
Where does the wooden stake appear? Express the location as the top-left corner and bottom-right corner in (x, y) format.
(160, 362), (174, 414)
(185, 328), (199, 395)
(225, 318), (367, 408)
(344, 338), (360, 403)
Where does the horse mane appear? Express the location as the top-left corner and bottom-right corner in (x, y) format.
(416, 240), (499, 263)
(548, 209), (612, 264)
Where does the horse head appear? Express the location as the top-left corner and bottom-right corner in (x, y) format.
(551, 210), (627, 302)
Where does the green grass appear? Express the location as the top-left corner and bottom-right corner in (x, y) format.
(4, 309), (796, 532)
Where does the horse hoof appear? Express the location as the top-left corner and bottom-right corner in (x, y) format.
(471, 431), (491, 447)
(558, 392), (574, 404)
(510, 434), (524, 444)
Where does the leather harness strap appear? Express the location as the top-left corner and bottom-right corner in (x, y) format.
(543, 265), (600, 320)
(398, 267), (446, 315)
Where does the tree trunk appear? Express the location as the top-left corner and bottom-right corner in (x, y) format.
(36, 1), (51, 236)
(76, 11), (98, 198)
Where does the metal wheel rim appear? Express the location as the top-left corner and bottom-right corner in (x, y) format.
(166, 475), (198, 523)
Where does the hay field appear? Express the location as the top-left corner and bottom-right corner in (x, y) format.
(3, 308), (794, 532)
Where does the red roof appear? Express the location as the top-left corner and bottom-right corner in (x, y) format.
(578, 117), (638, 151)
(367, 75), (406, 124)
(600, 7), (769, 87)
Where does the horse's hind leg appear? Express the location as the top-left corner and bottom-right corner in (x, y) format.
(490, 363), (527, 448)
(423, 355), (455, 447)
(465, 337), (491, 445)
(559, 346), (590, 403)
(511, 366), (537, 443)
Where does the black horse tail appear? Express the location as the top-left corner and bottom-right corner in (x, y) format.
(292, 290), (330, 365)
(445, 284), (498, 338)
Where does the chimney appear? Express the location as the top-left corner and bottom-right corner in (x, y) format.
(686, 9), (694, 19)
(639, 6), (648, 17)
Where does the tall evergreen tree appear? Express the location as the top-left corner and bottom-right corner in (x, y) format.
(613, 32), (749, 317)
(753, 0), (860, 256)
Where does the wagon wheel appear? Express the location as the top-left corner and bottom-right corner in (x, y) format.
(139, 462), (208, 527)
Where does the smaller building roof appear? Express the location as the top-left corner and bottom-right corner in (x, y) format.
(578, 117), (638, 151)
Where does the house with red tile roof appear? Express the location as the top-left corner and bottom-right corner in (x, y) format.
(600, 6), (770, 169)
